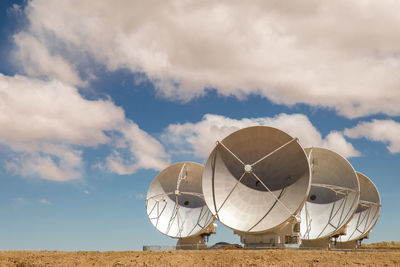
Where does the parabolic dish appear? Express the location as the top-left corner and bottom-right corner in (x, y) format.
(337, 172), (381, 242)
(202, 126), (311, 233)
(300, 147), (360, 240)
(146, 162), (214, 238)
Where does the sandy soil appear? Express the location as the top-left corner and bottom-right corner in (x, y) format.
(1, 249), (400, 267)
(362, 241), (400, 250)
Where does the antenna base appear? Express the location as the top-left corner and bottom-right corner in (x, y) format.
(300, 238), (332, 249)
(333, 240), (359, 249)
(235, 220), (301, 248)
(176, 235), (207, 250)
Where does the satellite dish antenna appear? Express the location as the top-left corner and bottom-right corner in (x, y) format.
(336, 172), (381, 249)
(202, 126), (311, 247)
(146, 162), (215, 249)
(300, 147), (360, 248)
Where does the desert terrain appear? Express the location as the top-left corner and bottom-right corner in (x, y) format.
(1, 243), (400, 267)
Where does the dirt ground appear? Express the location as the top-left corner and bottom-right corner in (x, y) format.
(1, 249), (400, 267)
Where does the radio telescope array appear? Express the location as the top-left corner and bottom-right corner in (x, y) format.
(145, 126), (381, 249)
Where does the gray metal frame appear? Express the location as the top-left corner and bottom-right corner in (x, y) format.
(202, 126), (311, 233)
(146, 162), (215, 238)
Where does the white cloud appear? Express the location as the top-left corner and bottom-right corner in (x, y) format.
(6, 145), (82, 182)
(14, 0), (400, 118)
(39, 199), (52, 205)
(13, 33), (85, 87)
(105, 122), (169, 175)
(162, 113), (360, 159)
(0, 74), (170, 181)
(322, 132), (361, 158)
(0, 74), (122, 145)
(344, 119), (400, 153)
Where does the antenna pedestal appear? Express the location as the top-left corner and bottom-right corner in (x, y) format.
(334, 240), (359, 249)
(335, 236), (365, 249)
(300, 238), (332, 249)
(176, 223), (217, 250)
(235, 220), (301, 248)
(176, 236), (207, 250)
(301, 225), (347, 248)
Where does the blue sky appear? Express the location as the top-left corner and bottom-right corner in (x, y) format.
(0, 1), (399, 250)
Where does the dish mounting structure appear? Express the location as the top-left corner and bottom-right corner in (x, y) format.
(202, 126), (311, 248)
(300, 147), (360, 248)
(146, 162), (216, 249)
(335, 172), (381, 249)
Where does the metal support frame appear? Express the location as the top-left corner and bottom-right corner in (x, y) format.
(341, 200), (380, 241)
(302, 183), (358, 240)
(215, 138), (302, 246)
(215, 138), (298, 224)
(146, 164), (213, 237)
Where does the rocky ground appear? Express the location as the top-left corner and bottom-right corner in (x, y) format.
(1, 243), (399, 266)
(0, 249), (400, 267)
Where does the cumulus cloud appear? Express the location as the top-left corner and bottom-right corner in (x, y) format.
(105, 121), (169, 174)
(5, 145), (83, 182)
(12, 0), (400, 118)
(0, 74), (169, 181)
(162, 113), (360, 159)
(0, 74), (123, 145)
(13, 33), (85, 87)
(344, 119), (400, 153)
